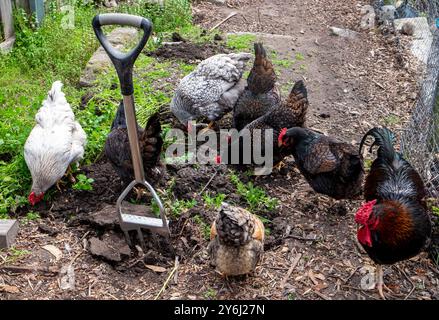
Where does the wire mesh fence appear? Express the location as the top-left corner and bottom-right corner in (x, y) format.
(388, 0), (439, 198)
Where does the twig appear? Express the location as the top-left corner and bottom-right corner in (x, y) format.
(154, 256), (180, 300)
(198, 170), (218, 196)
(210, 12), (238, 32)
(0, 265), (59, 274)
(280, 253), (302, 289)
(313, 290), (331, 300)
(283, 235), (319, 243)
(344, 266), (360, 283)
(372, 79), (385, 90)
(396, 266), (415, 300)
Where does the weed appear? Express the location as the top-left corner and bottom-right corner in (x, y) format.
(203, 192), (226, 209)
(273, 59), (294, 68)
(24, 211), (40, 222)
(226, 34), (256, 51)
(204, 288), (217, 299)
(295, 52), (305, 61)
(72, 174), (94, 191)
(193, 214), (211, 240)
(170, 199), (197, 217)
(230, 173), (278, 213)
(384, 114), (400, 126)
(6, 247), (31, 263)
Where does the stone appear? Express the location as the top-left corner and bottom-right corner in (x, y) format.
(79, 27), (139, 87)
(0, 220), (19, 249)
(394, 17), (433, 64)
(329, 27), (359, 39)
(83, 204), (119, 229)
(205, 0), (226, 5)
(88, 232), (131, 263)
(377, 5), (397, 24)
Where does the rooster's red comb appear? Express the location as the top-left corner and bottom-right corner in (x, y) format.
(278, 128), (288, 146)
(355, 199), (377, 225)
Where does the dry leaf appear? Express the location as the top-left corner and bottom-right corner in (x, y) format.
(0, 285), (20, 293)
(42, 245), (63, 262)
(144, 264), (167, 273)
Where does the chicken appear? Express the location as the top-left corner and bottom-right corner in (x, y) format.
(104, 101), (163, 186)
(170, 52), (252, 131)
(356, 127), (431, 299)
(278, 127), (364, 199)
(24, 81), (87, 205)
(208, 202), (265, 276)
(221, 80), (309, 168)
(233, 43), (280, 131)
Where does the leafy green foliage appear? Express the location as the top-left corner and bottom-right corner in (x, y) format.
(170, 199), (197, 217)
(24, 211), (40, 222)
(72, 174), (94, 191)
(226, 34), (256, 51)
(0, 0), (194, 216)
(193, 214), (211, 240)
(203, 192), (226, 209)
(229, 173), (278, 213)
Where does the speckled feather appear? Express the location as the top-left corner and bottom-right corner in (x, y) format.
(170, 53), (252, 125)
(208, 203), (264, 276)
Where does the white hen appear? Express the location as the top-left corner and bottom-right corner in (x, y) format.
(24, 81), (87, 205)
(170, 52), (252, 130)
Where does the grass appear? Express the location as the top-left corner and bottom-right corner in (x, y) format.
(170, 199), (197, 217)
(229, 172), (278, 213)
(0, 0), (193, 217)
(226, 34), (256, 51)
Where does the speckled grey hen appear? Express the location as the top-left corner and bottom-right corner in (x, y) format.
(208, 202), (265, 276)
(170, 53), (252, 129)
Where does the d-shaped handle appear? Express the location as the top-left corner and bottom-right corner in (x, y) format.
(92, 13), (152, 95)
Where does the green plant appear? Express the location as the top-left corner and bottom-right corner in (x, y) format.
(72, 174), (94, 191)
(6, 247), (31, 263)
(193, 214), (211, 240)
(25, 211), (40, 222)
(204, 288), (217, 299)
(170, 199), (197, 217)
(229, 173), (278, 212)
(226, 34), (256, 51)
(203, 192), (226, 209)
(432, 206), (439, 217)
(295, 52), (305, 61)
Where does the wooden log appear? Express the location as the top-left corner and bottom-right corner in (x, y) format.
(0, 0), (15, 39)
(0, 220), (19, 249)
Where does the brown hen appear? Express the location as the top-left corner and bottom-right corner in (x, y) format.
(208, 203), (265, 276)
(233, 43), (280, 131)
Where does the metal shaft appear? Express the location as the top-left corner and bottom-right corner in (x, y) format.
(122, 94), (145, 183)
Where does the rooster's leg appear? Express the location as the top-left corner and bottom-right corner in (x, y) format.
(273, 161), (285, 171)
(376, 265), (386, 300)
(65, 165), (76, 183)
(199, 121), (215, 134)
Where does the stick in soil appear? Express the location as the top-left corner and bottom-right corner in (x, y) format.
(280, 253), (302, 289)
(154, 256), (180, 300)
(210, 12), (238, 32)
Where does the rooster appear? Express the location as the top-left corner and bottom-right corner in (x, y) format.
(221, 80), (308, 169)
(104, 102), (163, 187)
(356, 127), (431, 299)
(233, 43), (280, 131)
(24, 81), (87, 205)
(170, 52), (252, 132)
(278, 127), (364, 199)
(208, 202), (265, 276)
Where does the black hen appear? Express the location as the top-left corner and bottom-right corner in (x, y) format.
(104, 102), (163, 186)
(233, 43), (280, 131)
(279, 127), (364, 199)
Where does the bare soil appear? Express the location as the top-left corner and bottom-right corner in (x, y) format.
(1, 0), (438, 301)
